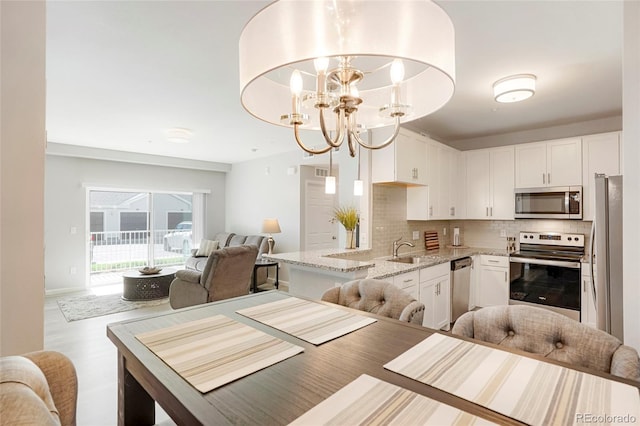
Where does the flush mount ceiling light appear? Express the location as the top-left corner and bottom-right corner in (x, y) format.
(493, 74), (536, 103)
(239, 0), (456, 157)
(166, 128), (193, 144)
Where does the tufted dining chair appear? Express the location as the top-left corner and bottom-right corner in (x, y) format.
(321, 278), (425, 325)
(451, 305), (640, 381)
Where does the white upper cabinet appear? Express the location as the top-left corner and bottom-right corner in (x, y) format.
(371, 127), (428, 185)
(464, 146), (514, 220)
(406, 138), (461, 220)
(582, 132), (621, 221)
(515, 137), (582, 188)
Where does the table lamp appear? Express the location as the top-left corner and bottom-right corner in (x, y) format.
(261, 218), (281, 255)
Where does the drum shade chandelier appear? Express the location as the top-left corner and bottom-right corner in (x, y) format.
(239, 0), (456, 157)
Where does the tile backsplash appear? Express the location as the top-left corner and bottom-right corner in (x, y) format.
(371, 184), (592, 256)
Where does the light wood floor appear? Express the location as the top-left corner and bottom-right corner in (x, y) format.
(44, 280), (284, 425)
(45, 287), (176, 425)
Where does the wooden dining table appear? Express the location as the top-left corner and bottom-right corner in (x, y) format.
(107, 291), (639, 426)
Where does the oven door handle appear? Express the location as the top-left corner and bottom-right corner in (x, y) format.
(509, 257), (581, 269)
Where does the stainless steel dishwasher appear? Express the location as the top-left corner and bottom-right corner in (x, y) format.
(450, 257), (472, 322)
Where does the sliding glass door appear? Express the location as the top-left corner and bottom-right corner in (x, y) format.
(89, 190), (195, 282)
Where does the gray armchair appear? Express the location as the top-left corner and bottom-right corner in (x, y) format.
(169, 245), (259, 309)
(321, 278), (425, 325)
(452, 305), (640, 381)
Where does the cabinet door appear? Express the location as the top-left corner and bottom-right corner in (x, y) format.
(426, 140), (440, 218)
(477, 266), (509, 307)
(406, 186), (430, 220)
(582, 132), (620, 221)
(433, 275), (450, 330)
(490, 147), (515, 219)
(515, 142), (547, 188)
(396, 129), (428, 184)
(547, 138), (582, 186)
(419, 279), (437, 329)
(464, 150), (491, 219)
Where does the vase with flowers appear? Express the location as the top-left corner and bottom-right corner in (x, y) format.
(333, 205), (359, 249)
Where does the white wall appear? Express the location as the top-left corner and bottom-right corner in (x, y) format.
(45, 155), (226, 293)
(0, 1), (46, 355)
(225, 150), (304, 282)
(622, 1), (640, 350)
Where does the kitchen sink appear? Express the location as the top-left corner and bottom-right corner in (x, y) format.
(388, 255), (441, 264)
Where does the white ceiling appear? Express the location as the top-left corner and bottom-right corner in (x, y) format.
(45, 1), (623, 165)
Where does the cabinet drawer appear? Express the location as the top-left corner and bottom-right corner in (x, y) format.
(419, 262), (450, 282)
(480, 255), (508, 268)
(393, 270), (419, 290)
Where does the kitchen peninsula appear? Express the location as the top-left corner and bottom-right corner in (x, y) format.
(264, 246), (507, 300)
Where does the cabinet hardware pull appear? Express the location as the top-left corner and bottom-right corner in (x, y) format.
(486, 207), (489, 217)
(403, 279), (412, 283)
(490, 206), (493, 217)
(504, 271), (507, 282)
(543, 173), (546, 184)
(429, 206), (433, 217)
(548, 173), (551, 184)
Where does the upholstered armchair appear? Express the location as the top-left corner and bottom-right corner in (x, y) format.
(321, 278), (425, 325)
(0, 350), (78, 426)
(169, 245), (259, 309)
(452, 305), (640, 381)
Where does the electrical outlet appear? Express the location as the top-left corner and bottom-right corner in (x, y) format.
(69, 267), (77, 275)
(443, 227), (447, 236)
(412, 231), (419, 240)
(500, 229), (507, 237)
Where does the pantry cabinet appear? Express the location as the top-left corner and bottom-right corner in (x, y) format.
(582, 132), (621, 221)
(419, 262), (450, 330)
(464, 146), (514, 220)
(515, 137), (582, 188)
(371, 127), (428, 185)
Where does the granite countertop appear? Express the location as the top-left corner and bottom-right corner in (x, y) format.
(263, 246), (510, 278)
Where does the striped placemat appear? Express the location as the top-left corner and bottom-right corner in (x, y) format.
(290, 374), (497, 425)
(384, 333), (640, 426)
(236, 297), (376, 345)
(135, 315), (304, 393)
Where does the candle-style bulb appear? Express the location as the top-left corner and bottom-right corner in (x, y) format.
(390, 59), (405, 84)
(290, 69), (303, 95)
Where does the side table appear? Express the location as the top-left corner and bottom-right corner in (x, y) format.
(252, 260), (279, 293)
(122, 268), (176, 301)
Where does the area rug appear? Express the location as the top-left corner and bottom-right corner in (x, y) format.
(57, 293), (169, 322)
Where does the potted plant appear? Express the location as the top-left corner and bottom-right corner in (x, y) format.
(333, 205), (359, 249)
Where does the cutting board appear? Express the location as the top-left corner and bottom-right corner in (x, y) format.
(424, 231), (439, 251)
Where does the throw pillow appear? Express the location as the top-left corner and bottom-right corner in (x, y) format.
(195, 239), (219, 257)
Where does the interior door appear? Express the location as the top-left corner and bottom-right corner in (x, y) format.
(304, 180), (338, 251)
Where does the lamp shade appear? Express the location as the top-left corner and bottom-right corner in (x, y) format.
(262, 218), (281, 234)
(239, 0), (456, 131)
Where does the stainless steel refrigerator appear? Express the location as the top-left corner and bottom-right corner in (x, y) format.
(589, 174), (624, 341)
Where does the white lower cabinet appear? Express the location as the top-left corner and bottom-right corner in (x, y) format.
(419, 263), (450, 330)
(581, 263), (597, 328)
(392, 270), (419, 299)
(476, 255), (509, 307)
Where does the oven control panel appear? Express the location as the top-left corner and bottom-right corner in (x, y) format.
(518, 232), (584, 247)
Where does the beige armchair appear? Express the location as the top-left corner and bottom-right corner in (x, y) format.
(452, 305), (640, 381)
(169, 245), (259, 309)
(321, 278), (425, 325)
(0, 350), (78, 426)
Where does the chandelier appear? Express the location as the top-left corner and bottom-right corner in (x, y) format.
(239, 0), (456, 157)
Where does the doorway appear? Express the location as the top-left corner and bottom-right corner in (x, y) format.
(303, 180), (338, 251)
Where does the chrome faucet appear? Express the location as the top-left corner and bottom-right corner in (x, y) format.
(392, 237), (415, 258)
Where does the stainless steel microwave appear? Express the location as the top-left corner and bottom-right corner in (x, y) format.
(514, 186), (582, 219)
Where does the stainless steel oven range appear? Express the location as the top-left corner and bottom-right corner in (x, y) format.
(509, 231), (585, 321)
